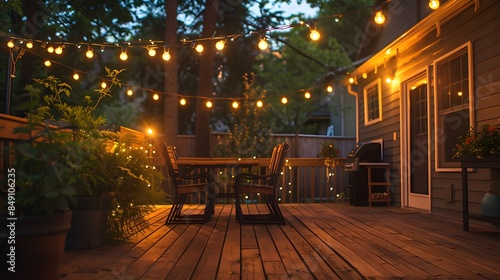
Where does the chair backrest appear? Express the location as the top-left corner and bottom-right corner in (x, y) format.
(268, 142), (289, 186)
(160, 142), (183, 187)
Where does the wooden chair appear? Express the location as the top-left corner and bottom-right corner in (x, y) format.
(160, 142), (215, 223)
(234, 142), (289, 224)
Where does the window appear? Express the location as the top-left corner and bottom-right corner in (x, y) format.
(364, 79), (382, 125)
(434, 43), (473, 170)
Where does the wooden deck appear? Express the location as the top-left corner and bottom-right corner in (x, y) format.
(60, 204), (500, 280)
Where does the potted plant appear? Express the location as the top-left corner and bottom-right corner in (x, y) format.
(453, 124), (500, 159)
(320, 141), (340, 167)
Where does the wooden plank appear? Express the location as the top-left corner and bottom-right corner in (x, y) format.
(217, 205), (241, 280)
(241, 248), (265, 280)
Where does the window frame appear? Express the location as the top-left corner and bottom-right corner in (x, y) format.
(363, 78), (383, 126)
(433, 42), (474, 172)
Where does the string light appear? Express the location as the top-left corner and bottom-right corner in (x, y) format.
(327, 85), (333, 93)
(127, 88), (133, 96)
(215, 40), (225, 50)
(119, 48), (128, 61)
(148, 47), (156, 57)
(429, 0), (440, 10)
(206, 100), (213, 108)
(232, 100), (239, 109)
(281, 97), (288, 104)
(374, 10), (385, 25)
(44, 60), (51, 67)
(304, 91), (311, 99)
(86, 46), (94, 58)
(73, 72), (79, 80)
(180, 98), (187, 105)
(55, 46), (63, 54)
(348, 77), (355, 84)
(309, 24), (320, 41)
(258, 38), (268, 50)
(153, 93), (159, 100)
(162, 48), (171, 61)
(47, 46), (54, 53)
(7, 41), (14, 48)
(101, 81), (107, 88)
(26, 41), (33, 49)
(256, 100), (263, 107)
(195, 44), (204, 53)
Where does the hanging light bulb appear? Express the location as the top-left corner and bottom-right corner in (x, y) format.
(73, 73), (80, 80)
(119, 48), (128, 61)
(179, 98), (187, 106)
(148, 47), (156, 57)
(304, 91), (311, 99)
(309, 24), (320, 41)
(162, 49), (171, 61)
(256, 100), (263, 108)
(195, 44), (204, 53)
(386, 76), (393, 84)
(101, 81), (107, 88)
(206, 100), (213, 108)
(281, 97), (288, 104)
(153, 93), (159, 100)
(127, 89), (133, 96)
(215, 40), (225, 50)
(26, 41), (33, 49)
(47, 46), (54, 53)
(44, 60), (51, 67)
(348, 77), (355, 84)
(327, 85), (333, 93)
(258, 38), (268, 50)
(374, 10), (385, 25)
(55, 46), (63, 54)
(7, 40), (15, 48)
(232, 100), (239, 109)
(85, 46), (94, 58)
(429, 0), (440, 10)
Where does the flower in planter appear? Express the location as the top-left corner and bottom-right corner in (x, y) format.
(453, 124), (500, 159)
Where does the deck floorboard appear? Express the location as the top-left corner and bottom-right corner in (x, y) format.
(60, 204), (500, 280)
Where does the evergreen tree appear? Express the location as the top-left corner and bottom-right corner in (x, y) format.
(213, 73), (276, 158)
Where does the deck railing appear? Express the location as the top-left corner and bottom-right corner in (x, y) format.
(1, 113), (352, 204)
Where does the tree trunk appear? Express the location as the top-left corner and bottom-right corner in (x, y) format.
(194, 0), (218, 157)
(163, 0), (179, 147)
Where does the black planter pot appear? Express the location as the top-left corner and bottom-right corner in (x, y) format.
(65, 196), (111, 249)
(1, 211), (72, 280)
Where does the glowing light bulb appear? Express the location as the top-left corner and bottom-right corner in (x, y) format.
(73, 73), (80, 80)
(195, 44), (204, 53)
(26, 41), (33, 49)
(180, 98), (187, 105)
(386, 77), (393, 84)
(7, 41), (14, 48)
(119, 51), (128, 61)
(153, 93), (159, 100)
(374, 11), (385, 25)
(55, 46), (63, 54)
(457, 91), (463, 96)
(362, 72), (368, 79)
(162, 50), (171, 61)
(206, 100), (213, 108)
(256, 100), (263, 108)
(101, 82), (107, 89)
(304, 91), (311, 99)
(281, 97), (288, 104)
(127, 89), (133, 96)
(215, 40), (225, 50)
(349, 77), (355, 84)
(258, 39), (268, 50)
(148, 48), (156, 56)
(44, 60), (51, 67)
(47, 46), (54, 53)
(327, 85), (333, 93)
(429, 0), (440, 10)
(232, 101), (239, 109)
(86, 49), (94, 58)
(309, 29), (320, 41)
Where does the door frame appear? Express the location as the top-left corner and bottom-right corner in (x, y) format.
(400, 70), (432, 212)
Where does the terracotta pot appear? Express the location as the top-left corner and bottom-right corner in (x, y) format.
(1, 211), (72, 280)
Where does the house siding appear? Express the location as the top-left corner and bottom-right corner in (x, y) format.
(353, 0), (499, 217)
